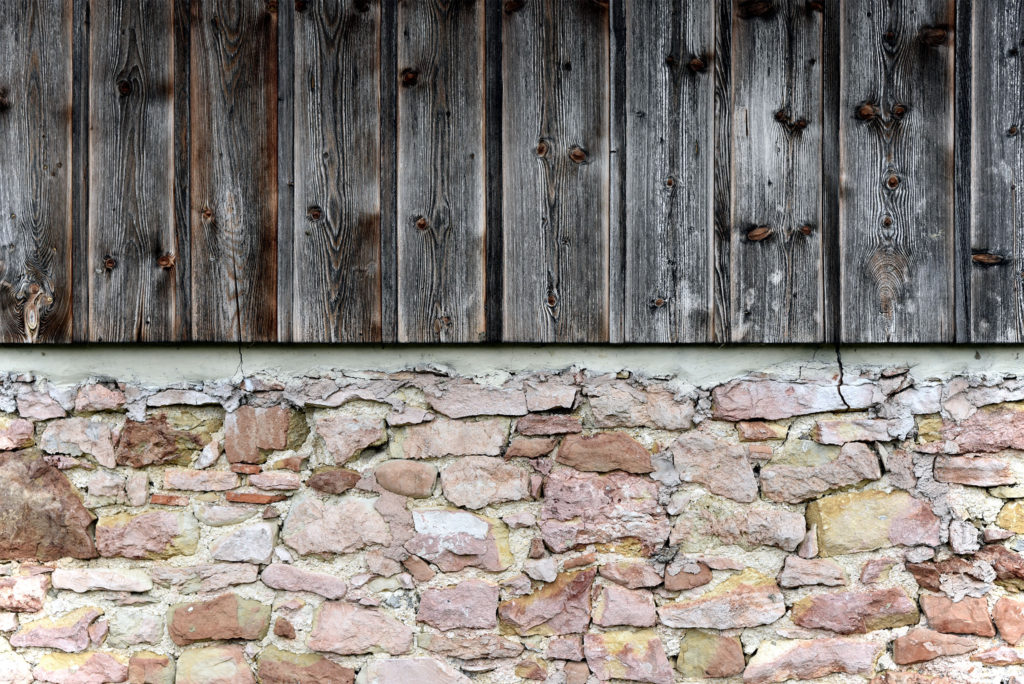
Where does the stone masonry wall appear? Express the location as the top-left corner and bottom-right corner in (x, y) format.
(2, 362), (1024, 683)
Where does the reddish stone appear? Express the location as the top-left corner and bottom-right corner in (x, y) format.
(556, 431), (653, 474)
(150, 494), (189, 506)
(355, 658), (470, 684)
(935, 455), (1016, 486)
(515, 659), (547, 680)
(257, 646), (354, 684)
(398, 417), (508, 459)
(791, 588), (919, 634)
(168, 593), (271, 645)
(425, 380), (528, 418)
(164, 468), (239, 491)
(658, 569), (785, 629)
(0, 574), (50, 612)
(586, 380), (694, 430)
(0, 451), (96, 561)
(893, 628), (977, 664)
(17, 391), (66, 420)
(506, 436), (557, 458)
(761, 441), (882, 504)
(440, 456), (530, 509)
(314, 413), (386, 464)
(860, 557), (898, 584)
(599, 562), (663, 589)
(373, 460), (436, 498)
(920, 593), (995, 637)
(273, 617), (295, 639)
(283, 495), (390, 554)
(32, 652), (129, 684)
(306, 467), (360, 494)
(11, 607), (104, 652)
(96, 510), (198, 559)
(669, 498), (806, 552)
(127, 651), (174, 684)
(75, 384), (125, 412)
(416, 579), (498, 630)
(664, 560), (713, 592)
(498, 569), (596, 636)
(583, 629), (673, 684)
(225, 492), (286, 504)
(743, 638), (883, 684)
(670, 433), (757, 502)
(308, 602), (413, 655)
(0, 416), (34, 450)
(592, 584), (656, 627)
(971, 646), (1024, 665)
(778, 556), (846, 588)
(994, 597), (1024, 645)
(115, 414), (201, 467)
(712, 379), (873, 420)
(248, 471), (300, 490)
(404, 508), (512, 572)
(419, 632), (523, 660)
(546, 635), (583, 661)
(564, 662), (590, 684)
(975, 544), (1024, 590)
(516, 414), (582, 435)
(260, 563), (347, 599)
(943, 403), (1024, 452)
(230, 464), (261, 474)
(675, 631), (745, 679)
(736, 421), (788, 441)
(40, 418), (115, 468)
(812, 418), (893, 444)
(176, 646), (253, 684)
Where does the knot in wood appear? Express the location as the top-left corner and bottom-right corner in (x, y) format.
(652, 297), (666, 308)
(920, 26), (949, 47)
(201, 207), (214, 221)
(886, 174), (900, 189)
(117, 80), (132, 96)
(795, 118), (808, 130)
(774, 110), (788, 122)
(503, 0), (525, 14)
(1009, 125), (1019, 137)
(0, 88), (9, 111)
(688, 56), (707, 73)
(546, 292), (558, 308)
(882, 215), (893, 227)
(415, 216), (429, 231)
(807, 0), (824, 11)
(892, 103), (908, 119)
(103, 255), (117, 271)
(294, 0), (307, 12)
(266, 0), (278, 13)
(568, 146), (588, 164)
(746, 226), (773, 242)
(157, 253), (175, 270)
(855, 102), (878, 121)
(799, 224), (813, 236)
(664, 177), (674, 187)
(306, 206), (323, 222)
(738, 0), (776, 20)
(400, 69), (419, 87)
(973, 253), (1005, 266)
(535, 141), (548, 157)
(354, 0), (370, 11)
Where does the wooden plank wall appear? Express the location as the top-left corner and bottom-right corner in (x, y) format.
(0, 0), (1022, 344)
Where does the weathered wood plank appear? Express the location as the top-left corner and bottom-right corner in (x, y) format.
(276, 0), (295, 342)
(821, 0), (840, 343)
(484, 0), (503, 342)
(730, 0), (823, 342)
(172, 0), (192, 341)
(711, 0), (733, 342)
(969, 0), (1024, 341)
(396, 0), (485, 342)
(0, 0), (73, 343)
(71, 0), (89, 341)
(502, 0), (609, 342)
(622, 0), (713, 343)
(88, 0), (177, 341)
(190, 0), (278, 341)
(293, 0), (381, 342)
(953, 0), (971, 342)
(839, 0), (955, 342)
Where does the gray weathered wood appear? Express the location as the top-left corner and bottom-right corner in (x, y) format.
(969, 0), (1024, 341)
(88, 0), (177, 341)
(276, 0), (295, 342)
(730, 0), (824, 342)
(622, 0), (713, 343)
(190, 0), (278, 341)
(396, 0), (485, 342)
(71, 0), (89, 341)
(293, 0), (381, 342)
(379, 0), (398, 342)
(0, 0), (73, 342)
(172, 0), (192, 341)
(502, 0), (609, 342)
(711, 0), (733, 342)
(839, 0), (955, 342)
(821, 0), (840, 343)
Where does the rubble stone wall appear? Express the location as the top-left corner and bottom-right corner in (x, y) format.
(1, 361), (1024, 683)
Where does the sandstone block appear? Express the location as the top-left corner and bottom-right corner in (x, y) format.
(893, 628), (977, 665)
(760, 442), (880, 503)
(0, 574), (50, 612)
(516, 414), (581, 435)
(743, 638), (883, 684)
(248, 471), (301, 490)
(806, 490), (940, 556)
(40, 418), (115, 467)
(75, 384), (125, 412)
(440, 456), (530, 509)
(583, 630), (673, 684)
(418, 632), (523, 660)
(713, 379), (874, 421)
(210, 523), (276, 564)
(393, 417), (507, 459)
(282, 494), (390, 555)
(676, 631), (745, 679)
(670, 433), (757, 502)
(994, 596), (1024, 645)
(51, 568), (151, 593)
(778, 556), (846, 588)
(168, 593), (270, 646)
(404, 508), (512, 572)
(11, 606), (103, 652)
(598, 562), (663, 589)
(812, 418), (893, 444)
(314, 413), (386, 464)
(920, 593), (995, 637)
(354, 658), (470, 684)
(970, 646), (1024, 665)
(790, 588), (919, 634)
(32, 652), (128, 684)
(175, 646), (254, 684)
(416, 579), (498, 630)
(257, 646), (354, 684)
(96, 510), (199, 559)
(115, 415), (201, 467)
(260, 563), (347, 599)
(935, 455), (1016, 487)
(658, 569), (785, 629)
(306, 467), (360, 495)
(556, 432), (653, 474)
(225, 405), (291, 464)
(669, 495), (805, 552)
(163, 468), (239, 491)
(309, 602), (413, 655)
(586, 380), (694, 430)
(425, 381), (528, 418)
(373, 460), (437, 498)
(498, 568), (595, 636)
(0, 415), (34, 450)
(591, 583), (656, 627)
(127, 651), (174, 684)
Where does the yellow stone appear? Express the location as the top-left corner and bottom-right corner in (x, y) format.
(916, 414), (943, 444)
(998, 502), (1024, 533)
(806, 490), (914, 556)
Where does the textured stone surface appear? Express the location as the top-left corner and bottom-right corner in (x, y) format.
(257, 646), (354, 684)
(225, 406), (291, 464)
(591, 583), (657, 627)
(0, 574), (50, 612)
(994, 596), (1024, 645)
(168, 593), (271, 645)
(354, 658), (471, 684)
(778, 556), (846, 588)
(0, 415), (34, 450)
(41, 418), (115, 467)
(675, 631), (744, 679)
(404, 509), (512, 572)
(935, 455), (1016, 486)
(210, 523), (276, 564)
(440, 456), (530, 509)
(416, 579), (498, 630)
(599, 562), (663, 589)
(556, 432), (653, 473)
(163, 468), (239, 491)
(96, 511), (199, 559)
(583, 630), (674, 684)
(51, 568), (151, 593)
(260, 563), (347, 599)
(306, 467), (360, 495)
(309, 602), (413, 655)
(395, 417), (507, 459)
(516, 414), (581, 435)
(743, 638), (883, 684)
(587, 381), (694, 430)
(893, 628), (977, 664)
(813, 418), (893, 444)
(315, 414), (386, 464)
(919, 593), (995, 636)
(175, 645), (254, 684)
(712, 380), (864, 420)
(374, 460), (437, 498)
(418, 632), (524, 660)
(806, 490), (941, 556)
(0, 653), (31, 684)
(11, 607), (104, 652)
(943, 402), (1024, 452)
(791, 588), (919, 634)
(115, 415), (201, 467)
(75, 384), (125, 412)
(127, 651), (174, 684)
(669, 496), (806, 552)
(282, 495), (390, 554)
(498, 569), (596, 636)
(670, 433), (757, 502)
(761, 442), (881, 503)
(32, 652), (128, 684)
(658, 569), (786, 629)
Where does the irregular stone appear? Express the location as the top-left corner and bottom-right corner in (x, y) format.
(386, 406), (433, 426)
(556, 432), (653, 474)
(107, 608), (163, 648)
(658, 569), (785, 629)
(760, 442), (880, 503)
(249, 471), (300, 490)
(175, 646), (254, 684)
(394, 417), (508, 459)
(440, 456), (530, 509)
(591, 583), (656, 627)
(516, 414), (581, 435)
(17, 390), (66, 420)
(583, 629), (673, 684)
(282, 494), (390, 555)
(669, 495), (805, 552)
(997, 501), (1024, 533)
(224, 405), (291, 464)
(260, 563), (347, 599)
(314, 414), (386, 465)
(369, 461), (433, 498)
(975, 544), (1024, 591)
(115, 414), (202, 467)
(599, 562), (662, 589)
(813, 418), (893, 444)
(0, 415), (33, 450)
(416, 579), (499, 630)
(51, 568), (151, 593)
(32, 652), (128, 684)
(75, 384), (125, 412)
(861, 557), (898, 584)
(163, 468), (239, 491)
(971, 646), (1024, 665)
(778, 556), (846, 588)
(147, 389), (218, 406)
(194, 505), (255, 527)
(498, 568), (596, 636)
(743, 638), (883, 684)
(194, 439), (221, 468)
(806, 490), (941, 556)
(405, 508), (512, 572)
(309, 602), (413, 655)
(11, 606), (103, 652)
(525, 380), (578, 412)
(586, 381), (694, 430)
(525, 557), (557, 582)
(540, 469), (669, 554)
(546, 635), (583, 660)
(713, 378), (877, 420)
(893, 628), (977, 664)
(514, 658), (546, 680)
(0, 653), (31, 684)
(354, 658), (470, 684)
(669, 433), (757, 502)
(149, 563), (258, 594)
(402, 555), (434, 582)
(95, 510), (198, 559)
(935, 455), (1016, 487)
(0, 451), (96, 560)
(168, 593), (271, 645)
(564, 662), (590, 684)
(736, 420), (788, 441)
(0, 574), (49, 612)
(506, 436), (557, 458)
(790, 588), (919, 634)
(127, 651), (174, 684)
(664, 560), (713, 592)
(211, 523), (276, 564)
(40, 418), (115, 467)
(919, 593), (995, 636)
(125, 471), (148, 506)
(257, 646), (354, 684)
(87, 471), (124, 498)
(306, 467), (360, 495)
(994, 597), (1024, 645)
(943, 402), (1024, 452)
(418, 632), (524, 660)
(675, 630), (744, 679)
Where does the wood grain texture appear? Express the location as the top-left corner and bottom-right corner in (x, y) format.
(172, 0), (192, 341)
(276, 0), (295, 342)
(839, 0), (955, 342)
(379, 0), (398, 342)
(621, 0), (712, 343)
(88, 0), (177, 341)
(293, 0), (381, 342)
(396, 0), (485, 342)
(502, 0), (609, 342)
(0, 0), (73, 342)
(71, 0), (89, 341)
(711, 0), (733, 342)
(821, 0), (841, 343)
(969, 0), (1024, 341)
(190, 0), (278, 341)
(730, 0), (823, 342)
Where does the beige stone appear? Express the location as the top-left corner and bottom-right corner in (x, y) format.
(806, 490), (940, 556)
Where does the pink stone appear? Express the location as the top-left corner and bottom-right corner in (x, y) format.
(736, 421), (788, 441)
(943, 404), (1024, 452)
(224, 406), (291, 464)
(598, 562), (663, 589)
(425, 380), (528, 418)
(516, 414), (582, 435)
(812, 418), (893, 444)
(95, 510), (198, 559)
(760, 442), (881, 503)
(397, 417), (508, 459)
(75, 384), (125, 412)
(168, 593), (270, 646)
(920, 593), (995, 636)
(583, 629), (673, 684)
(971, 646), (1024, 665)
(586, 380), (694, 430)
(40, 418), (115, 468)
(664, 560), (713, 592)
(0, 417), (34, 450)
(860, 557), (898, 584)
(556, 432), (654, 474)
(210, 523), (276, 564)
(778, 556), (846, 588)
(51, 568), (151, 593)
(591, 583), (657, 627)
(712, 379), (875, 420)
(355, 658), (470, 684)
(373, 460), (437, 498)
(546, 635), (584, 660)
(11, 607), (104, 652)
(669, 498), (806, 552)
(163, 468), (239, 491)
(416, 579), (499, 630)
(791, 588), (919, 634)
(893, 628), (977, 664)
(934, 455), (1016, 486)
(525, 379), (578, 412)
(248, 471), (300, 490)
(32, 652), (128, 684)
(314, 413), (386, 464)
(127, 651), (175, 684)
(539, 469), (669, 554)
(506, 436), (557, 458)
(308, 602), (413, 655)
(994, 597), (1024, 645)
(743, 638), (883, 684)
(176, 645), (254, 684)
(257, 646), (353, 684)
(498, 569), (595, 636)
(260, 563), (347, 599)
(440, 456), (530, 509)
(419, 632), (523, 660)
(386, 406), (434, 426)
(17, 390), (66, 420)
(149, 563), (258, 595)
(281, 495), (390, 554)
(0, 574), (49, 612)
(658, 570), (785, 629)
(670, 433), (757, 502)
(404, 509), (512, 573)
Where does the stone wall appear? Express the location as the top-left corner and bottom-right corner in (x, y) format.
(1, 362), (1024, 683)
